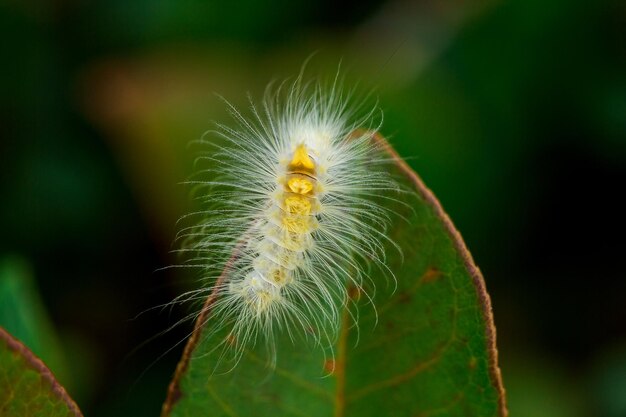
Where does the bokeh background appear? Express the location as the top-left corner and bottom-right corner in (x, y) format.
(1, 0), (625, 416)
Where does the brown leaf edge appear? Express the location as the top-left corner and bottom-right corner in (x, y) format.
(0, 327), (83, 417)
(161, 132), (508, 417)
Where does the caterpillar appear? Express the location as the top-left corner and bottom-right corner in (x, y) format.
(177, 73), (400, 370)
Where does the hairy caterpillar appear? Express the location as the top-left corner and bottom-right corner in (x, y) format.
(177, 73), (400, 370)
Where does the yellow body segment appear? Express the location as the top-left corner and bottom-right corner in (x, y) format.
(289, 144), (316, 171)
(281, 215), (310, 234)
(282, 231), (310, 251)
(254, 290), (273, 313)
(284, 195), (312, 215)
(287, 177), (314, 195)
(269, 268), (289, 285)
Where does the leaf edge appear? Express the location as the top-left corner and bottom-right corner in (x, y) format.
(0, 326), (83, 417)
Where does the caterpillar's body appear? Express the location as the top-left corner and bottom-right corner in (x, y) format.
(180, 77), (399, 369)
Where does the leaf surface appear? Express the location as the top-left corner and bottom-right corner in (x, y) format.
(0, 256), (70, 387)
(162, 134), (507, 417)
(0, 327), (82, 417)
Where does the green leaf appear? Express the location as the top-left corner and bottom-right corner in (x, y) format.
(0, 256), (70, 388)
(0, 327), (82, 417)
(161, 134), (507, 417)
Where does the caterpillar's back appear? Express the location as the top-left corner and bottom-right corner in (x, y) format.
(179, 75), (400, 370)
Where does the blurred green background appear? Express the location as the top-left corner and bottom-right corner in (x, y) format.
(1, 0), (625, 416)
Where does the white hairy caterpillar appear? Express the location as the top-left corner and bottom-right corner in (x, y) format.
(176, 73), (400, 369)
